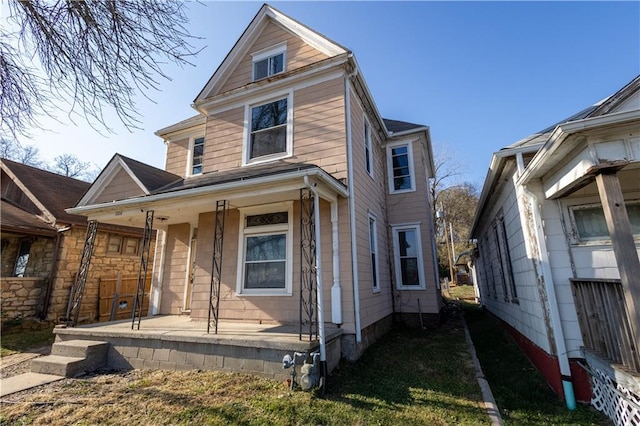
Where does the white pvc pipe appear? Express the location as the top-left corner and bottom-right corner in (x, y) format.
(330, 200), (343, 325)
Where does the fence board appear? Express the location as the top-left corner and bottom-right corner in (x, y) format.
(98, 276), (151, 322)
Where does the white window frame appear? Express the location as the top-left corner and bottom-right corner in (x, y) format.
(569, 200), (640, 244)
(392, 223), (426, 290)
(242, 91), (293, 166)
(364, 118), (374, 178)
(386, 140), (416, 194)
(236, 202), (293, 296)
(186, 135), (205, 177)
(251, 42), (287, 81)
(368, 212), (380, 292)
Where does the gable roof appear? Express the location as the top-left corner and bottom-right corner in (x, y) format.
(194, 3), (348, 104)
(383, 118), (427, 135)
(1, 199), (57, 236)
(1, 158), (90, 226)
(78, 154), (181, 206)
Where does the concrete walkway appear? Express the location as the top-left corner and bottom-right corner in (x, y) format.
(1, 372), (64, 397)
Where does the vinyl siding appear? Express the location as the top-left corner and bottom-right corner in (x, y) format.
(159, 223), (190, 314)
(93, 168), (145, 203)
(165, 136), (189, 176)
(218, 19), (330, 95)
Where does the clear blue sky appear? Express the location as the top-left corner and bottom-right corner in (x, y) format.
(25, 1), (640, 187)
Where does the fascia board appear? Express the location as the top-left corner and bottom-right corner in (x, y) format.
(155, 117), (206, 141)
(67, 167), (348, 216)
(0, 161), (56, 224)
(469, 154), (505, 237)
(518, 109), (640, 185)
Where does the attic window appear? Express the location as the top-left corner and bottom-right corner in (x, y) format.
(252, 43), (286, 81)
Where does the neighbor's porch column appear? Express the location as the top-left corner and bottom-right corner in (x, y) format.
(595, 170), (640, 349)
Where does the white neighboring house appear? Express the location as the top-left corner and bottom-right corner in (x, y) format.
(470, 75), (640, 424)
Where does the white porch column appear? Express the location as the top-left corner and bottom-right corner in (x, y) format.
(150, 228), (167, 315)
(331, 200), (342, 325)
(594, 171), (640, 348)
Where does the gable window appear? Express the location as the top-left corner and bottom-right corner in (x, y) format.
(369, 213), (379, 291)
(237, 203), (293, 296)
(392, 224), (425, 290)
(245, 95), (292, 164)
(107, 234), (140, 256)
(571, 202), (640, 242)
(190, 136), (205, 175)
(386, 141), (415, 193)
(13, 239), (31, 277)
(252, 43), (286, 81)
(364, 120), (373, 177)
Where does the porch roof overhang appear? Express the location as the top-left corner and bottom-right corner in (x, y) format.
(518, 109), (640, 199)
(66, 164), (348, 228)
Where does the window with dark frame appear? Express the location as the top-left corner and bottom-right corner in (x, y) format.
(364, 120), (373, 176)
(369, 215), (379, 290)
(13, 239), (31, 277)
(191, 136), (204, 175)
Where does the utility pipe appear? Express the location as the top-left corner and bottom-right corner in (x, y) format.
(345, 65), (362, 343)
(304, 176), (327, 376)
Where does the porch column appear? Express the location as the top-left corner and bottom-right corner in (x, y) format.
(595, 170), (640, 349)
(331, 200), (342, 325)
(66, 220), (99, 326)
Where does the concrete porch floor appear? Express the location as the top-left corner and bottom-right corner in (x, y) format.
(52, 315), (343, 379)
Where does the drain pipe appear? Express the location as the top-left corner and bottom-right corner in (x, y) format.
(345, 64), (362, 343)
(304, 176), (327, 380)
(517, 181), (575, 408)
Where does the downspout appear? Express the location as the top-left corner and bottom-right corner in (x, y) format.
(516, 153), (576, 410)
(345, 63), (362, 343)
(304, 176), (327, 378)
(40, 225), (71, 320)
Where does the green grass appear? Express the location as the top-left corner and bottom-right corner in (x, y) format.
(1, 324), (491, 425)
(0, 326), (55, 357)
(462, 302), (611, 425)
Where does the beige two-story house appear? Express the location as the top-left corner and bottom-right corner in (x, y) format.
(69, 4), (440, 361)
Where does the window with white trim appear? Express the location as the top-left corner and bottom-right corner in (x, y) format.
(386, 141), (415, 193)
(252, 44), (286, 81)
(364, 120), (373, 177)
(392, 224), (425, 290)
(245, 96), (291, 164)
(570, 202), (640, 242)
(190, 136), (204, 175)
(369, 213), (379, 291)
(237, 203), (293, 296)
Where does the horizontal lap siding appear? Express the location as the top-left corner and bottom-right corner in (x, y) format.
(202, 107), (244, 173)
(218, 20), (330, 95)
(94, 168), (145, 203)
(159, 223), (190, 315)
(293, 77), (347, 179)
(165, 137), (189, 177)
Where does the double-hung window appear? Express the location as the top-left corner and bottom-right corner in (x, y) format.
(237, 203), (293, 296)
(369, 213), (379, 291)
(246, 95), (292, 164)
(392, 224), (425, 290)
(386, 141), (415, 193)
(190, 136), (204, 175)
(252, 43), (286, 81)
(364, 120), (373, 177)
(570, 202), (640, 243)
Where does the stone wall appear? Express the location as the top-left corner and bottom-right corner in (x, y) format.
(1, 236), (55, 278)
(1, 277), (46, 325)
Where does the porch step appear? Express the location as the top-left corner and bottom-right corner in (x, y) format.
(31, 340), (108, 377)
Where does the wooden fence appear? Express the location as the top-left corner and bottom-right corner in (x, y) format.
(571, 278), (639, 373)
(98, 273), (151, 322)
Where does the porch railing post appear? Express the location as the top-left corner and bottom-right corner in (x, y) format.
(208, 200), (227, 334)
(66, 220), (99, 326)
(300, 188), (317, 341)
(132, 210), (154, 330)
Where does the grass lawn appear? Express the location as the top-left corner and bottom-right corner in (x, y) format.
(0, 327), (55, 357)
(0, 321), (490, 425)
(462, 301), (611, 425)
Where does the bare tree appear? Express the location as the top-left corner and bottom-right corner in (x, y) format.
(1, 0), (201, 139)
(1, 138), (42, 167)
(51, 154), (91, 179)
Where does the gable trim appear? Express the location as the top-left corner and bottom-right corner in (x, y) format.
(0, 161), (55, 224)
(78, 155), (150, 206)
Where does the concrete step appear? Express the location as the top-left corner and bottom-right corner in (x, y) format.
(31, 340), (109, 377)
(31, 355), (86, 377)
(52, 340), (108, 360)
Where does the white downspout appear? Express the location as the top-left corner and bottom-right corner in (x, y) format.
(330, 201), (342, 325)
(304, 176), (327, 371)
(150, 228), (167, 315)
(345, 67), (362, 343)
(516, 153), (576, 410)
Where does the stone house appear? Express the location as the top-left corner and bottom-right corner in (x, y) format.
(1, 158), (154, 327)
